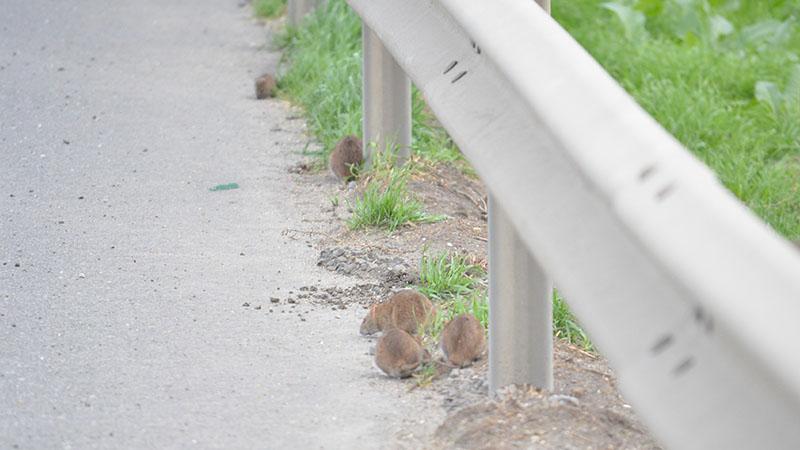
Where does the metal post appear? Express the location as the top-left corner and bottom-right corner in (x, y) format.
(488, 196), (553, 392)
(487, 0), (552, 394)
(362, 25), (412, 167)
(288, 0), (320, 26)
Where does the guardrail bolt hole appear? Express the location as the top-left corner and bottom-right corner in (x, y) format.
(672, 357), (695, 377)
(443, 61), (458, 75)
(470, 40), (481, 54)
(451, 71), (468, 83)
(639, 165), (656, 181)
(694, 306), (714, 333)
(650, 334), (674, 355)
(656, 184), (675, 201)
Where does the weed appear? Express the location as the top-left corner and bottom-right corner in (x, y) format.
(428, 292), (489, 341)
(553, 291), (594, 351)
(413, 361), (439, 388)
(253, 0), (286, 18)
(347, 165), (445, 232)
(418, 251), (484, 301)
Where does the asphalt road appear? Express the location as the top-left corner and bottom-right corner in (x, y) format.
(0, 1), (441, 448)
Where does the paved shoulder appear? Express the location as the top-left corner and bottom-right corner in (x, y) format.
(0, 1), (441, 448)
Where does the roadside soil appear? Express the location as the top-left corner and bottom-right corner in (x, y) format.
(280, 150), (661, 449)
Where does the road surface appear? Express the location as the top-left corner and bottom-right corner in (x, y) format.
(0, 1), (442, 448)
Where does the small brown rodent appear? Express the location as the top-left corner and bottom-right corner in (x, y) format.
(255, 73), (277, 99)
(375, 328), (426, 378)
(440, 313), (485, 368)
(360, 289), (435, 336)
(329, 135), (363, 181)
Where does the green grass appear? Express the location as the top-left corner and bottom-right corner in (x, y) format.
(275, 0), (461, 165)
(554, 0), (800, 239)
(416, 251), (592, 349)
(418, 250), (484, 301)
(253, 0), (286, 18)
(347, 163), (446, 232)
(429, 292), (489, 337)
(554, 290), (593, 351)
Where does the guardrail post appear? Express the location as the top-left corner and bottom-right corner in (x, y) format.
(488, 196), (554, 392)
(288, 0), (320, 26)
(362, 25), (412, 167)
(487, 0), (553, 394)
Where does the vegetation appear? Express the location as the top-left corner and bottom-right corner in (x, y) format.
(347, 157), (446, 232)
(553, 291), (593, 351)
(275, 0), (460, 164)
(556, 0), (800, 239)
(253, 0), (286, 18)
(267, 0), (800, 348)
(418, 250), (484, 301)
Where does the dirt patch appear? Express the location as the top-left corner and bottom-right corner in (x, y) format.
(426, 340), (659, 449)
(317, 246), (417, 283)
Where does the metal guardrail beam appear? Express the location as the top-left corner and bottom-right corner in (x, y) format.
(346, 0), (800, 448)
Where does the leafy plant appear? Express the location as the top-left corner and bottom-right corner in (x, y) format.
(756, 64), (800, 115)
(602, 2), (648, 40)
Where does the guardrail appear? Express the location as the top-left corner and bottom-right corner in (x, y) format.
(287, 0), (800, 448)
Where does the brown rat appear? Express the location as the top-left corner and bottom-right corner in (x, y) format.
(374, 328), (426, 378)
(440, 313), (485, 368)
(329, 135), (363, 181)
(360, 289), (435, 336)
(255, 73), (277, 99)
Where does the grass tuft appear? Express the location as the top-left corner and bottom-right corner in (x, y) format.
(418, 250), (484, 301)
(347, 161), (445, 232)
(553, 290), (593, 351)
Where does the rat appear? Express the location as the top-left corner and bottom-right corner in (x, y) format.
(255, 73), (277, 99)
(360, 289), (435, 336)
(374, 328), (426, 378)
(329, 135), (363, 181)
(440, 313), (485, 368)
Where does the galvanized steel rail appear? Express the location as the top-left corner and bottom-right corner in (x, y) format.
(288, 0), (800, 448)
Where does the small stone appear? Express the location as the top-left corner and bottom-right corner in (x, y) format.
(254, 305), (261, 310)
(78, 273), (86, 279)
(242, 302), (250, 307)
(549, 394), (579, 407)
(270, 297), (280, 303)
